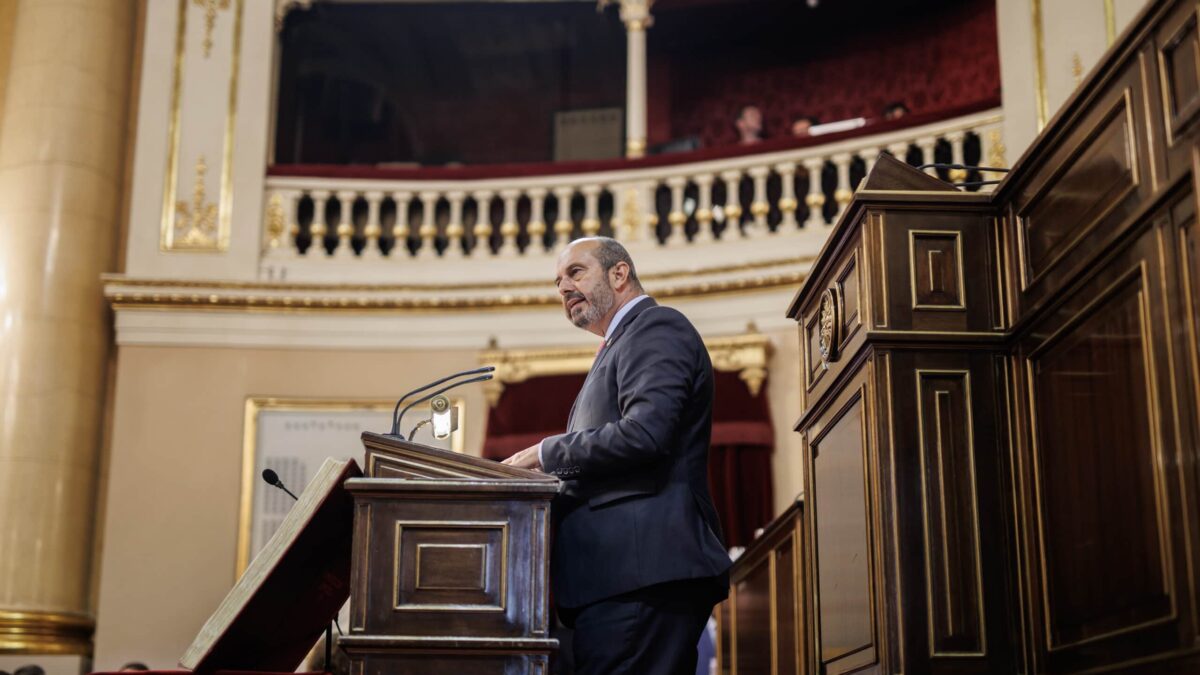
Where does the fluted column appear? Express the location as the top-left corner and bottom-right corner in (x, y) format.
(0, 0), (135, 655)
(619, 0), (651, 158)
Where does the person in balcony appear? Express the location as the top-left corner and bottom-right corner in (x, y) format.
(790, 115), (820, 138)
(884, 101), (910, 121)
(734, 105), (764, 145)
(503, 237), (731, 674)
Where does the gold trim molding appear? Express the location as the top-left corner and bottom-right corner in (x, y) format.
(480, 326), (772, 405)
(0, 610), (94, 655)
(105, 271), (807, 314)
(161, 0), (243, 252)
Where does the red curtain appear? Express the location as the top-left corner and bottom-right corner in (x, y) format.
(482, 370), (774, 547)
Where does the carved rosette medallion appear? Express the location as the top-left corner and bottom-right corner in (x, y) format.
(817, 287), (842, 365)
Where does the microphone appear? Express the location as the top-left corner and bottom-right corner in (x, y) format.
(387, 366), (495, 436)
(393, 373), (493, 440)
(261, 468), (298, 501)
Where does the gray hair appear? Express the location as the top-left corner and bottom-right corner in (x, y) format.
(582, 237), (642, 290)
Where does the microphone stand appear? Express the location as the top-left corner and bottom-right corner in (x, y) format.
(261, 470), (334, 671)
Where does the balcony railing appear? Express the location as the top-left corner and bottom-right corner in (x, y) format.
(261, 107), (1003, 270)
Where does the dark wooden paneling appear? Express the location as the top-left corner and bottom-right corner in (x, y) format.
(875, 208), (1000, 334)
(915, 371), (985, 656)
(774, 535), (800, 675)
(1021, 93), (1139, 283)
(716, 502), (806, 675)
(911, 233), (966, 310)
(1014, 210), (1200, 671)
(809, 377), (879, 674)
(734, 559), (773, 675)
(1159, 7), (1200, 143)
(1030, 272), (1168, 649)
(801, 241), (868, 412)
(351, 494), (548, 639)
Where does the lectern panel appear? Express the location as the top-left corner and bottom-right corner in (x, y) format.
(810, 376), (878, 674)
(1029, 271), (1170, 649)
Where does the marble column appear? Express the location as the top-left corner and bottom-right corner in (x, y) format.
(619, 0), (651, 159)
(0, 0), (135, 656)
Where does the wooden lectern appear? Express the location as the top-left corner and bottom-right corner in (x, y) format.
(340, 432), (560, 674)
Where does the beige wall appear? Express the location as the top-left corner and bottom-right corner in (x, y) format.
(93, 330), (804, 669)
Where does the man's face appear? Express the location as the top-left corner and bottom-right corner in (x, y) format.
(555, 242), (616, 331)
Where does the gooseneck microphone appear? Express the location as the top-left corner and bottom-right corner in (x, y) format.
(393, 373), (493, 440)
(261, 468), (298, 501)
(387, 366), (496, 437)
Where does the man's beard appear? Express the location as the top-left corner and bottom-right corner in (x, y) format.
(567, 282), (615, 329)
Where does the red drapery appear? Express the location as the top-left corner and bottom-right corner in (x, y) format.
(482, 370), (773, 547)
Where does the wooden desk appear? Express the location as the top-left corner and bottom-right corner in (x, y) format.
(787, 1), (1200, 672)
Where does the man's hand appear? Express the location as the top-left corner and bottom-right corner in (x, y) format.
(502, 444), (543, 471)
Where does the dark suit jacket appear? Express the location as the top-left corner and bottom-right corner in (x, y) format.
(540, 298), (732, 608)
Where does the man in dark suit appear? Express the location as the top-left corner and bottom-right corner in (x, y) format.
(503, 237), (731, 674)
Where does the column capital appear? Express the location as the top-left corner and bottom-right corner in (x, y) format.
(616, 0), (654, 31)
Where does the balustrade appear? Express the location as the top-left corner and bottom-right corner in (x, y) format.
(263, 108), (1003, 261)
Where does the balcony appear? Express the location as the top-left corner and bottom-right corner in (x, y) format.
(259, 105), (1003, 288)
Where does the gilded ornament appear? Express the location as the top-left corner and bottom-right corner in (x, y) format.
(554, 218), (573, 236)
(581, 218), (601, 235)
(446, 223), (465, 239)
(777, 197), (798, 214)
(527, 220), (547, 236)
(174, 156), (219, 248)
(804, 193), (825, 208)
(948, 167), (968, 182)
(500, 221), (520, 238)
(668, 210), (687, 227)
(724, 204), (743, 220)
(694, 208), (713, 224)
(817, 287), (842, 365)
(475, 222), (494, 238)
(194, 0), (232, 58)
(265, 193), (285, 249)
(750, 201), (770, 218)
(834, 188), (854, 205)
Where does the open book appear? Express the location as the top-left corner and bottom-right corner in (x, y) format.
(181, 457), (361, 673)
